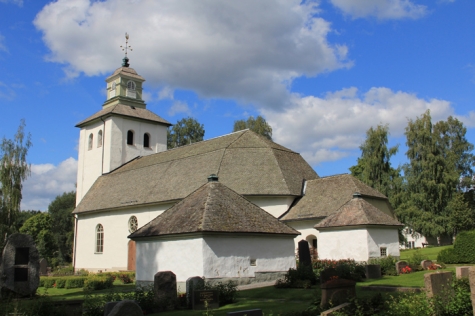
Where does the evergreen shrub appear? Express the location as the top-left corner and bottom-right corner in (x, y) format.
(454, 230), (475, 263)
(368, 256), (398, 276)
(83, 274), (114, 291)
(65, 276), (87, 289)
(437, 248), (459, 264)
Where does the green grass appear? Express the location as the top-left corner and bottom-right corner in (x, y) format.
(359, 268), (455, 288)
(400, 245), (453, 261)
(36, 280), (136, 300)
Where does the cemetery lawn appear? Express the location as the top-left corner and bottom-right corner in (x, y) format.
(359, 267), (456, 288)
(400, 245), (453, 261)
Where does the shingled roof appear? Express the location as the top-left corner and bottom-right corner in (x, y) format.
(75, 104), (171, 127)
(314, 194), (403, 229)
(129, 176), (300, 238)
(73, 130), (318, 214)
(280, 174), (388, 222)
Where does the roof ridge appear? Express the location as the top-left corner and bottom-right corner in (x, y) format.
(216, 130), (248, 177)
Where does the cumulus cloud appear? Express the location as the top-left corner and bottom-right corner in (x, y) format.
(0, 0), (23, 7)
(21, 157), (77, 211)
(34, 0), (349, 109)
(168, 100), (191, 116)
(264, 87), (455, 165)
(329, 0), (427, 20)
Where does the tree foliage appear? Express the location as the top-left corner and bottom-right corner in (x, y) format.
(349, 124), (401, 204)
(20, 213), (55, 260)
(0, 119), (32, 246)
(398, 110), (475, 238)
(167, 117), (205, 149)
(48, 191), (76, 264)
(233, 115), (272, 140)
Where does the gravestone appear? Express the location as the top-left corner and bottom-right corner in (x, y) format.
(104, 300), (143, 316)
(456, 266), (470, 279)
(320, 267), (338, 284)
(186, 276), (204, 308)
(0, 233), (40, 298)
(421, 260), (433, 270)
(468, 266), (475, 316)
(226, 309), (263, 316)
(154, 271), (177, 309)
(365, 264), (381, 279)
(320, 279), (356, 308)
(39, 258), (48, 276)
(424, 271), (453, 298)
(298, 240), (312, 269)
(395, 261), (408, 275)
(192, 290), (219, 310)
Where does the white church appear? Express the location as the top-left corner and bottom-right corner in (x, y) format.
(72, 57), (402, 285)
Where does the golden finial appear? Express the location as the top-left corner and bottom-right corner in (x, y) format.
(120, 32), (132, 67)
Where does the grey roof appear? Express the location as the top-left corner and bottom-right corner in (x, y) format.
(314, 195), (403, 229)
(129, 179), (300, 238)
(280, 174), (388, 221)
(106, 67), (145, 81)
(76, 104), (171, 127)
(73, 130), (318, 214)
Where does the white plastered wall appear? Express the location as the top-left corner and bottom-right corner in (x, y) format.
(202, 235), (296, 279)
(135, 238), (204, 283)
(317, 228), (370, 261)
(74, 202), (174, 272)
(367, 227), (400, 258)
(286, 219), (321, 249)
(246, 196), (295, 218)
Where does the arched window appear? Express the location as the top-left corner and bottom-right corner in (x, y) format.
(127, 130), (134, 145)
(96, 224), (104, 253)
(97, 130), (103, 148)
(143, 133), (150, 148)
(88, 133), (93, 150)
(126, 81), (136, 98)
(127, 81), (136, 90)
(128, 216), (138, 233)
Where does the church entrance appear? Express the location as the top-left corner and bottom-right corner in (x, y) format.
(127, 240), (136, 271)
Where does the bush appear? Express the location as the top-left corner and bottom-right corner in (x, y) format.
(432, 277), (472, 316)
(83, 274), (114, 291)
(116, 272), (135, 284)
(407, 250), (424, 271)
(437, 248), (459, 264)
(312, 259), (366, 282)
(196, 280), (238, 306)
(42, 277), (56, 288)
(52, 265), (74, 276)
(65, 276), (87, 289)
(454, 230), (475, 263)
(368, 256), (398, 276)
(275, 266), (316, 288)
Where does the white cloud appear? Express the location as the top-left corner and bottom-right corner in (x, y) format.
(264, 87), (456, 165)
(168, 100), (191, 116)
(158, 86), (174, 100)
(21, 157), (77, 211)
(0, 0), (23, 7)
(34, 0), (349, 109)
(329, 0), (427, 20)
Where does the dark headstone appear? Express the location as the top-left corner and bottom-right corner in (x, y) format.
(0, 233), (40, 298)
(39, 258), (48, 276)
(192, 290), (219, 310)
(154, 271), (177, 308)
(104, 301), (120, 316)
(320, 279), (356, 308)
(421, 260), (432, 270)
(227, 309), (263, 316)
(395, 261), (408, 275)
(186, 276), (204, 308)
(106, 300), (142, 316)
(425, 271), (453, 298)
(365, 264), (382, 279)
(320, 267), (338, 284)
(298, 240), (312, 268)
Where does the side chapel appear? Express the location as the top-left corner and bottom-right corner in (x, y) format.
(72, 54), (402, 284)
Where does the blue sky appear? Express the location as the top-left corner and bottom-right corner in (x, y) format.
(1, 0), (474, 211)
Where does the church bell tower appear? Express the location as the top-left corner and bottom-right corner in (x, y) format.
(75, 34), (171, 205)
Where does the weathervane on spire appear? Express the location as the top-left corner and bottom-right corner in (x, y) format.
(120, 32), (133, 67)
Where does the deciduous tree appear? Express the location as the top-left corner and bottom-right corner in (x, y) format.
(167, 117), (205, 149)
(48, 191), (76, 264)
(233, 115), (272, 140)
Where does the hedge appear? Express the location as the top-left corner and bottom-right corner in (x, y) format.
(454, 230), (475, 263)
(83, 274), (114, 291)
(40, 276), (88, 289)
(437, 248), (459, 264)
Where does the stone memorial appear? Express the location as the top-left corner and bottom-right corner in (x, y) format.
(186, 276), (205, 308)
(456, 266), (470, 279)
(226, 309), (263, 316)
(104, 300), (143, 316)
(365, 264), (381, 279)
(192, 290), (219, 310)
(39, 258), (48, 276)
(424, 271), (453, 298)
(0, 233), (40, 298)
(298, 240), (312, 270)
(154, 271), (177, 309)
(320, 267), (338, 284)
(320, 278), (356, 308)
(395, 260), (408, 275)
(421, 260), (433, 270)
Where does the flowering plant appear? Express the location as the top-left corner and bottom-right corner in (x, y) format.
(400, 266), (412, 274)
(427, 263), (442, 270)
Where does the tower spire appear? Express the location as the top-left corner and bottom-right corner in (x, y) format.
(120, 32), (133, 67)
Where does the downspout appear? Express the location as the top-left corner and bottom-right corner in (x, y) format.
(100, 117), (106, 174)
(73, 214), (78, 272)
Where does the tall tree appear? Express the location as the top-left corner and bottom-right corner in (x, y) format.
(19, 213), (55, 260)
(233, 115), (273, 140)
(0, 120), (32, 246)
(167, 117), (205, 149)
(398, 110), (475, 238)
(349, 124), (401, 205)
(48, 191), (76, 264)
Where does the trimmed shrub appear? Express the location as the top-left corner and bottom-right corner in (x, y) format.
(454, 230), (475, 263)
(116, 272), (135, 284)
(83, 274), (114, 291)
(65, 276), (87, 289)
(437, 248), (459, 264)
(368, 256), (398, 276)
(275, 266), (316, 288)
(42, 277), (56, 288)
(312, 259), (366, 282)
(407, 250), (424, 271)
